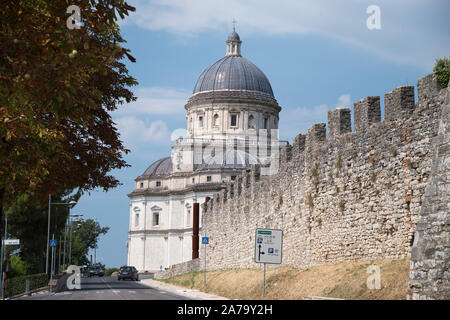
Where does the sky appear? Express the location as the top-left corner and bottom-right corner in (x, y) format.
(72, 0), (450, 268)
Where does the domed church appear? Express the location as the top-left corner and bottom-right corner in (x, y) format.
(127, 28), (282, 271)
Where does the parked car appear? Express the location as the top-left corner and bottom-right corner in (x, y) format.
(117, 266), (139, 281)
(88, 265), (104, 277)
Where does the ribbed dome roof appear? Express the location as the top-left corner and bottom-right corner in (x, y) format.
(228, 30), (240, 41)
(193, 56), (274, 97)
(141, 157), (172, 177)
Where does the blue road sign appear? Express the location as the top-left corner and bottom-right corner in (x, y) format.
(201, 237), (209, 244)
(49, 240), (57, 247)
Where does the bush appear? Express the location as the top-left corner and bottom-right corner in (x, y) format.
(104, 267), (119, 276)
(8, 255), (27, 278)
(433, 57), (450, 88)
(5, 273), (48, 298)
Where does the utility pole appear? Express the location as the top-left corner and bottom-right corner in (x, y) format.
(0, 213), (7, 299)
(58, 234), (62, 274)
(69, 216), (72, 265)
(63, 218), (67, 270)
(45, 194), (51, 274)
(50, 234), (54, 293)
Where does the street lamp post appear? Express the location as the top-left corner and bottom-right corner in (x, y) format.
(45, 196), (76, 275)
(68, 215), (83, 266)
(63, 218), (67, 270)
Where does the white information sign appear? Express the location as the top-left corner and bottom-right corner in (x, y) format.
(2, 239), (20, 246)
(254, 229), (283, 264)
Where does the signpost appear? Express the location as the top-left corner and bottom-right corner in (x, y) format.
(2, 239), (20, 246)
(1, 236), (20, 299)
(1, 235), (20, 299)
(201, 237), (209, 288)
(254, 228), (283, 296)
(50, 236), (56, 293)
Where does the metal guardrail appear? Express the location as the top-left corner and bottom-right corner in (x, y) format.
(3, 273), (48, 299)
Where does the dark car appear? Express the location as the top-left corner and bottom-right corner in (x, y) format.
(88, 266), (104, 277)
(117, 266), (139, 281)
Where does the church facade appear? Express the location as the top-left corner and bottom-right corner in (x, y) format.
(127, 28), (282, 271)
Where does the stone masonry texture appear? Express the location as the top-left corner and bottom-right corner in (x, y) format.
(408, 74), (449, 300)
(155, 73), (449, 300)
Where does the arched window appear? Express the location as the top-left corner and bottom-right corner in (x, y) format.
(248, 115), (255, 129)
(213, 114), (219, 127)
(230, 114), (238, 127)
(186, 209), (191, 227)
(135, 213), (139, 227)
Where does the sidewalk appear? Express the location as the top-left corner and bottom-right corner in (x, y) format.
(140, 279), (228, 300)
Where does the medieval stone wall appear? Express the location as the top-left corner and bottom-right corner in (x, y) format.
(408, 75), (449, 300)
(200, 73), (446, 275)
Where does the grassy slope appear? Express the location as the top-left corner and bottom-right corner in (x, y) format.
(158, 258), (410, 300)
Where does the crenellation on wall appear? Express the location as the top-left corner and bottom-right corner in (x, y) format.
(354, 96), (381, 133)
(305, 123), (326, 152)
(328, 108), (352, 139)
(384, 86), (415, 121)
(199, 74), (447, 292)
(418, 72), (442, 103)
(293, 133), (306, 155)
(280, 142), (292, 162)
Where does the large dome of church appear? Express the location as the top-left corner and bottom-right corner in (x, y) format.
(193, 56), (274, 97)
(192, 28), (274, 98)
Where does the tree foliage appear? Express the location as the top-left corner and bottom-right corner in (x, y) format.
(8, 254), (28, 278)
(69, 218), (109, 266)
(0, 0), (137, 210)
(5, 190), (80, 273)
(433, 57), (450, 88)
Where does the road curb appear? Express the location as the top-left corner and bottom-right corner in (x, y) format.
(140, 279), (228, 300)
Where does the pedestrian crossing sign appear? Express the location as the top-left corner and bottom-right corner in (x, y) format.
(49, 240), (57, 247)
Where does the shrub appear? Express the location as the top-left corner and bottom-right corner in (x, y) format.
(104, 267), (119, 276)
(5, 273), (48, 298)
(8, 255), (27, 278)
(433, 57), (450, 88)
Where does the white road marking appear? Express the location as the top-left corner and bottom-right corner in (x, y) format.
(100, 276), (121, 297)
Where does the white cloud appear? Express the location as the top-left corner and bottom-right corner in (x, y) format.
(113, 87), (191, 117)
(279, 94), (351, 141)
(123, 0), (450, 69)
(335, 94), (351, 109)
(116, 117), (170, 150)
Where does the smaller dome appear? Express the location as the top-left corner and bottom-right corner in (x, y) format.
(195, 149), (259, 171)
(141, 157), (172, 177)
(227, 30), (240, 41)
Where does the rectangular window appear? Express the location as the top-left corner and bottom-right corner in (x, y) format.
(153, 213), (159, 226)
(264, 117), (268, 129)
(156, 181), (161, 187)
(199, 116), (203, 128)
(230, 114), (237, 127)
(207, 176), (212, 182)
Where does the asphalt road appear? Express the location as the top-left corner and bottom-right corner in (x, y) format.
(16, 276), (191, 300)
